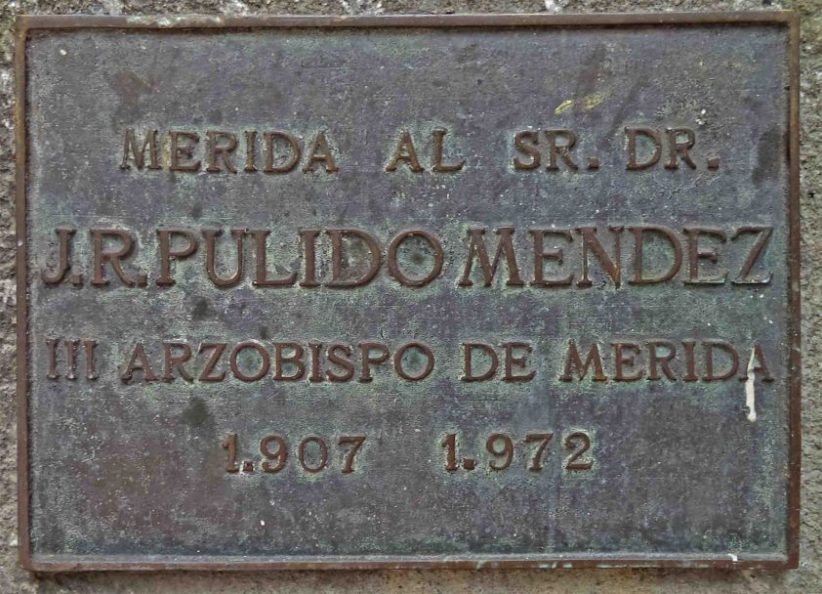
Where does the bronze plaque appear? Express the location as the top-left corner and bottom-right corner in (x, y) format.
(16, 13), (800, 571)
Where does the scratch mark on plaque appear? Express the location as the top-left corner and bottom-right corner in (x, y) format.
(581, 91), (609, 110)
(745, 350), (757, 422)
(554, 91), (610, 115)
(554, 99), (574, 114)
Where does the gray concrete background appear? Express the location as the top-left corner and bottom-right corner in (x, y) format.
(0, 0), (818, 592)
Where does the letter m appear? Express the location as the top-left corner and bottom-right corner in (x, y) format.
(560, 340), (607, 382)
(120, 129), (160, 170)
(458, 227), (524, 287)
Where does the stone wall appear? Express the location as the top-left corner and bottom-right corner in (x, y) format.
(0, 1), (818, 592)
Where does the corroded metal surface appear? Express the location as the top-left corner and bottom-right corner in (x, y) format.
(16, 13), (800, 571)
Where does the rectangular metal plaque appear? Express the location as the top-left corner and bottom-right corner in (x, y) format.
(17, 13), (800, 571)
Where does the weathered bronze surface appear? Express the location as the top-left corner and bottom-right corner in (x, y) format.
(16, 13), (800, 571)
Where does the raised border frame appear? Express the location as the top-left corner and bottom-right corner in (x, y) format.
(14, 11), (801, 572)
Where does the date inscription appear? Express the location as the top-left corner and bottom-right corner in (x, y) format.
(221, 433), (366, 475)
(441, 430), (594, 473)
